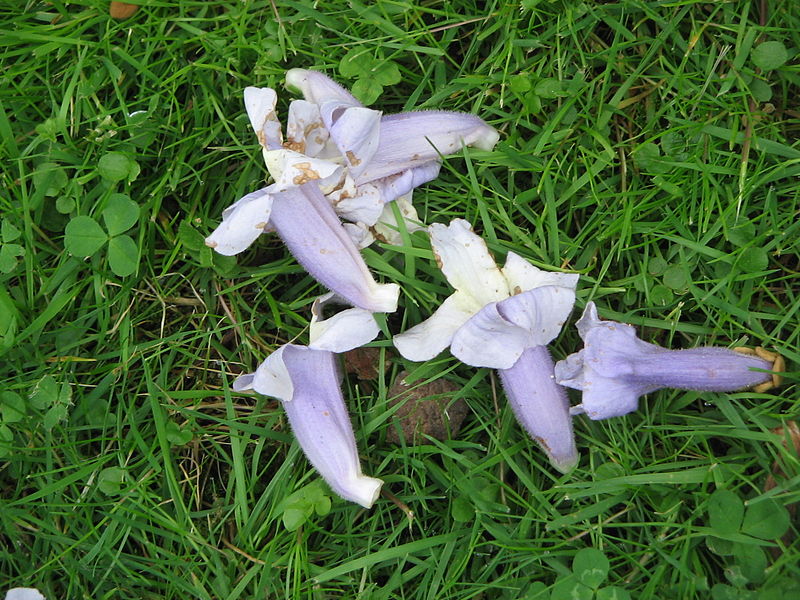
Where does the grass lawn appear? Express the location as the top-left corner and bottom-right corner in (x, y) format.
(1, 0), (799, 598)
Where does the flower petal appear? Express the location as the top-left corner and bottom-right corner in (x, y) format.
(233, 345), (293, 401)
(365, 161), (442, 205)
(205, 187), (273, 256)
(285, 99), (329, 157)
(501, 251), (580, 294)
(393, 291), (476, 362)
(240, 345), (383, 507)
(269, 182), (399, 312)
(450, 301), (531, 369)
(285, 69), (363, 107)
(262, 148), (344, 194)
(309, 293), (380, 352)
(355, 111), (499, 184)
(320, 101), (382, 179)
(4, 590), (46, 600)
(243, 87), (282, 150)
(429, 219), (509, 306)
(499, 346), (579, 473)
(332, 181), (385, 226)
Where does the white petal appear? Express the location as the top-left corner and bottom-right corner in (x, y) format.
(243, 87), (282, 150)
(285, 100), (328, 157)
(309, 293), (380, 352)
(285, 69), (363, 107)
(233, 346), (293, 402)
(372, 193), (425, 246)
(5, 590), (46, 600)
(205, 188), (273, 256)
(262, 149), (344, 194)
(393, 291), (477, 362)
(501, 251), (579, 294)
(333, 182), (384, 225)
(320, 101), (382, 179)
(342, 222), (375, 248)
(429, 219), (509, 306)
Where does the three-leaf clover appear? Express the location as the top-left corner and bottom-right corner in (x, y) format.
(64, 193), (140, 277)
(0, 219), (26, 274)
(339, 50), (401, 105)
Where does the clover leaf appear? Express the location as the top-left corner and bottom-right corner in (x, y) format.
(64, 193), (140, 277)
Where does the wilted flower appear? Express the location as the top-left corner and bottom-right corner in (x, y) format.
(234, 344), (382, 508)
(554, 302), (784, 420)
(394, 219), (580, 472)
(207, 68), (499, 252)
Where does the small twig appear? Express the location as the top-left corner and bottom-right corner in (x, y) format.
(222, 539), (266, 565)
(381, 488), (414, 527)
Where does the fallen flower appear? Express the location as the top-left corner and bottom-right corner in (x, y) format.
(394, 219), (580, 472)
(234, 344), (382, 508)
(207, 68), (499, 253)
(554, 302), (784, 420)
(207, 181), (399, 313)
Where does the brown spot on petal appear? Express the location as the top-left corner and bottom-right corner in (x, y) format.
(346, 150), (362, 167)
(386, 371), (466, 445)
(322, 411), (330, 417)
(255, 222), (267, 229)
(283, 140), (306, 153)
(432, 247), (444, 270)
(205, 240), (218, 248)
(292, 162), (321, 185)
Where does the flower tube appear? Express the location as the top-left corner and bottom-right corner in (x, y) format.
(554, 302), (784, 420)
(394, 219), (579, 472)
(234, 344), (382, 508)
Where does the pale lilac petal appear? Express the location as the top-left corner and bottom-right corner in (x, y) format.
(285, 69), (363, 107)
(269, 182), (399, 313)
(365, 161), (442, 205)
(499, 347), (578, 473)
(355, 111), (499, 184)
(285, 100), (328, 157)
(309, 293), (380, 352)
(238, 345), (383, 508)
(233, 345), (293, 400)
(501, 251), (580, 294)
(372, 192), (425, 246)
(450, 302), (530, 369)
(244, 87), (282, 150)
(451, 286), (576, 369)
(393, 291), (476, 362)
(332, 182), (384, 225)
(429, 219), (509, 306)
(205, 187), (273, 256)
(320, 102), (382, 179)
(262, 149), (344, 194)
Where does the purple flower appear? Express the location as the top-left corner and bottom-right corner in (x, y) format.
(554, 302), (784, 420)
(234, 344), (382, 508)
(206, 182), (399, 313)
(394, 219), (580, 472)
(207, 69), (499, 250)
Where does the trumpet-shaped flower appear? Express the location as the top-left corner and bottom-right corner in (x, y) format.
(234, 344), (382, 508)
(394, 219), (580, 472)
(206, 68), (499, 255)
(207, 182), (398, 312)
(554, 302), (784, 420)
